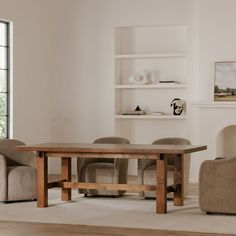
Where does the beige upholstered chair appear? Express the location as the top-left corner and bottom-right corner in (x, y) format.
(77, 136), (130, 196)
(138, 137), (191, 198)
(0, 139), (36, 202)
(199, 157), (236, 214)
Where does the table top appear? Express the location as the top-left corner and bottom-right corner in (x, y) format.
(14, 142), (207, 155)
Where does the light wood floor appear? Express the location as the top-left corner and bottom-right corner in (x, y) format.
(0, 220), (235, 236)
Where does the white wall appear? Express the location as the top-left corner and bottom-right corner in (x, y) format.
(0, 0), (53, 144)
(198, 0), (236, 101)
(3, 0), (235, 182)
(48, 0), (198, 175)
(0, 0), (201, 178)
(193, 0), (236, 181)
(48, 0), (236, 180)
(51, 0), (192, 142)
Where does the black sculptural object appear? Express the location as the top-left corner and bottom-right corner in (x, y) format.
(170, 98), (184, 115)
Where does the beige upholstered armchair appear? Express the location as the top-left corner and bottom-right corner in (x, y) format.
(77, 136), (130, 196)
(199, 157), (236, 214)
(138, 137), (191, 198)
(0, 139), (36, 202)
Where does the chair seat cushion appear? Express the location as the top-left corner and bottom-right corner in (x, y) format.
(7, 166), (36, 201)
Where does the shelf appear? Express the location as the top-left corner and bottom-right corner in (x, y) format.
(114, 25), (188, 141)
(115, 115), (186, 120)
(115, 53), (186, 59)
(115, 83), (186, 89)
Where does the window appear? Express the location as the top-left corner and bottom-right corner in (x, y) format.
(0, 21), (10, 138)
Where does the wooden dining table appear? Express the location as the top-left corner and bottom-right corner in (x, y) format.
(15, 142), (207, 214)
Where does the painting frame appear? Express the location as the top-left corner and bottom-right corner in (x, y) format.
(214, 61), (236, 102)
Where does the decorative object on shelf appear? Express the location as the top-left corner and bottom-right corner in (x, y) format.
(159, 80), (176, 83)
(170, 98), (184, 115)
(123, 105), (145, 115)
(158, 80), (181, 84)
(135, 105), (142, 111)
(214, 61), (236, 101)
(128, 69), (152, 85)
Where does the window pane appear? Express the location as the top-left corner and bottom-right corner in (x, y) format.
(0, 70), (7, 92)
(0, 47), (7, 69)
(0, 115), (7, 138)
(0, 23), (7, 46)
(0, 21), (9, 138)
(0, 93), (7, 115)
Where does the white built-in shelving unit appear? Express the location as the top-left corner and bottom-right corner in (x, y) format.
(114, 25), (188, 145)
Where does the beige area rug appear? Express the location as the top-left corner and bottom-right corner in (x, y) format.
(0, 189), (235, 235)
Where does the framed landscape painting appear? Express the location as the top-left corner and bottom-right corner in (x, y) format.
(214, 61), (236, 101)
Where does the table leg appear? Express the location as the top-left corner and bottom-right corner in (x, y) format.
(37, 152), (48, 208)
(156, 154), (167, 214)
(174, 154), (184, 206)
(61, 157), (71, 201)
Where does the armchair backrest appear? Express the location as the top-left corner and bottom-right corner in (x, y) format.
(0, 139), (36, 167)
(91, 136), (129, 163)
(94, 136), (130, 144)
(77, 136), (130, 176)
(138, 137), (191, 171)
(152, 137), (191, 165)
(92, 136), (130, 163)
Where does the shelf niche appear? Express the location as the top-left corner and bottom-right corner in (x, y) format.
(114, 25), (188, 145)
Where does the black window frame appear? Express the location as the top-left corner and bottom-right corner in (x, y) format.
(0, 20), (10, 138)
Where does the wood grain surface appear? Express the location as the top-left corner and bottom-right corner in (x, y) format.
(0, 220), (233, 236)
